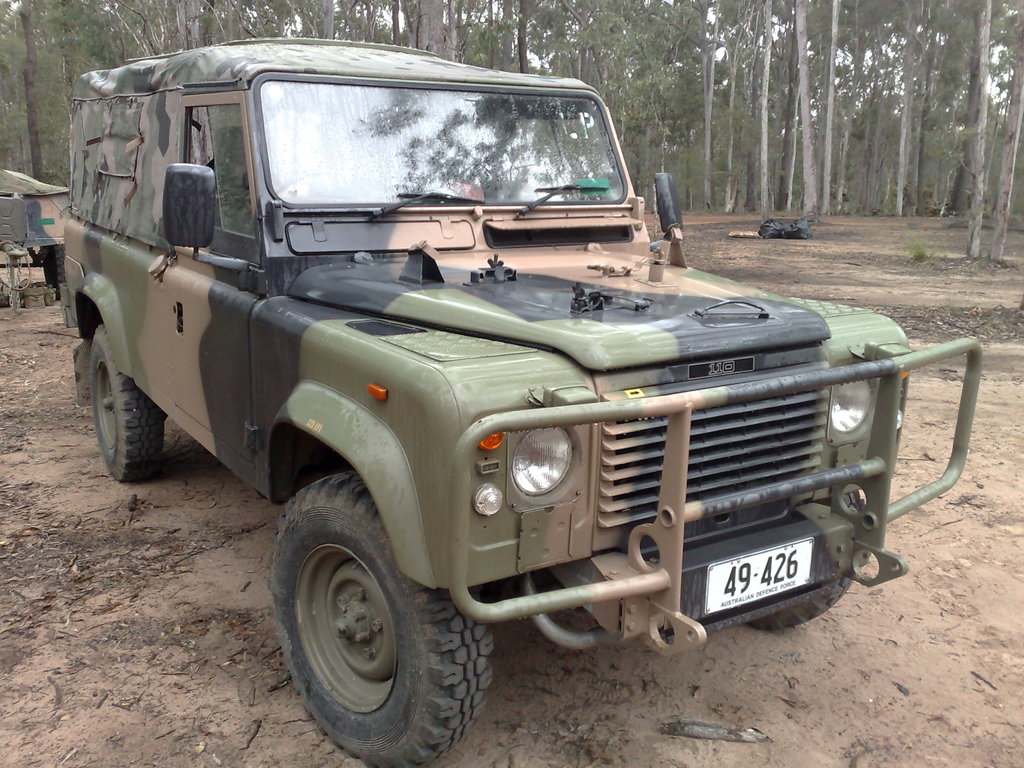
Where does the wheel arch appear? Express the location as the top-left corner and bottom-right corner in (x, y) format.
(76, 274), (132, 376)
(270, 381), (436, 588)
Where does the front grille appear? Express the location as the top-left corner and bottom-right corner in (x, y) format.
(598, 389), (828, 527)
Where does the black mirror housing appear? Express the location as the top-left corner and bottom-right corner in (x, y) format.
(163, 163), (215, 249)
(654, 172), (683, 235)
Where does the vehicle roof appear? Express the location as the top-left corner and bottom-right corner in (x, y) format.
(73, 38), (594, 100)
(0, 169), (67, 196)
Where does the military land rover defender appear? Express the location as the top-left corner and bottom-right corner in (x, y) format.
(61, 39), (981, 767)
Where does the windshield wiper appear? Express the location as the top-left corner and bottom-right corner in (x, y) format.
(369, 191), (483, 220)
(516, 183), (611, 219)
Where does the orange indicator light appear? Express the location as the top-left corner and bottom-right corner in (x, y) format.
(367, 383), (389, 401)
(478, 432), (504, 451)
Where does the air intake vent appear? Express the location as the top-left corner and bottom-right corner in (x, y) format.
(599, 389), (827, 528)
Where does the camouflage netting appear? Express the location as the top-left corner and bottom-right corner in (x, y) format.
(70, 39), (592, 250)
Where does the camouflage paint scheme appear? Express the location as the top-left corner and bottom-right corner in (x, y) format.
(62, 40), (979, 649)
(0, 169), (68, 249)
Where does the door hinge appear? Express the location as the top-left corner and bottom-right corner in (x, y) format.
(244, 422), (262, 451)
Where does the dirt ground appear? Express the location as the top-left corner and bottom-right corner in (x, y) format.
(1, 215), (1021, 768)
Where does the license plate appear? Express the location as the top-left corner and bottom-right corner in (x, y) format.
(705, 538), (814, 614)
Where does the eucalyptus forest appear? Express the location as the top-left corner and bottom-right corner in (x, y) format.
(1, 0), (1023, 263)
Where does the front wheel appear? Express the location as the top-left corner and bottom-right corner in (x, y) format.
(272, 472), (493, 767)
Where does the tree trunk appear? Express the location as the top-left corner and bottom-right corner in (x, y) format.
(820, 0), (840, 214)
(858, 89), (876, 212)
(18, 0), (43, 179)
(499, 0), (515, 70)
(760, 0), (772, 219)
(795, 0), (818, 220)
(868, 85), (886, 211)
(322, 0), (335, 38)
(723, 36), (740, 213)
(744, 32), (760, 213)
(951, 17), (983, 215)
(445, 0), (460, 60)
(989, 0), (1024, 263)
(175, 0), (201, 49)
(393, 0), (402, 45)
(967, 0), (993, 259)
(895, 2), (916, 216)
(915, 28), (935, 216)
(776, 5), (797, 211)
(835, 115), (851, 212)
(517, 0), (529, 73)
(700, 0), (718, 210)
(420, 0), (446, 56)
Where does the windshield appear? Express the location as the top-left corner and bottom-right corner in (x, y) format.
(258, 80), (626, 206)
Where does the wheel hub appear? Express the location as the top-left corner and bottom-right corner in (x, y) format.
(296, 544), (397, 711)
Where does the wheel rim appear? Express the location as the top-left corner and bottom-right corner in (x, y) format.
(296, 544), (396, 712)
(93, 359), (116, 455)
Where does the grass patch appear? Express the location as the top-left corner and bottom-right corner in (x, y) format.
(907, 242), (933, 262)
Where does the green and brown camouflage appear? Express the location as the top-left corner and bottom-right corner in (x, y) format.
(61, 39), (980, 661)
(0, 169), (68, 250)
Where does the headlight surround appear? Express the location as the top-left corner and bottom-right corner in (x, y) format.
(511, 428), (572, 495)
(828, 380), (874, 443)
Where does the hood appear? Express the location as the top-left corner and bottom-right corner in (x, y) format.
(287, 260), (829, 371)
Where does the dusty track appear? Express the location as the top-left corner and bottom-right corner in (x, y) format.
(1, 215), (1021, 768)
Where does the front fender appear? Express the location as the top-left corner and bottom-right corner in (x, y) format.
(279, 380), (436, 587)
(80, 272), (132, 376)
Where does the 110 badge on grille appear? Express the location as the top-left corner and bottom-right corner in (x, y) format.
(688, 356), (755, 379)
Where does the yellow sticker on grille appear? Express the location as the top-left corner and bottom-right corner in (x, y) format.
(624, 388), (645, 399)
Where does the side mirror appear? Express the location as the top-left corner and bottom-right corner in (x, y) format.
(654, 172), (682, 235)
(163, 163), (215, 249)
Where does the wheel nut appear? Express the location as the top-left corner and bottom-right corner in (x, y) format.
(352, 587), (366, 602)
(362, 647), (376, 659)
(371, 618), (384, 633)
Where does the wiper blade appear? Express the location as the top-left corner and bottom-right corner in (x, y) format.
(370, 191), (483, 220)
(516, 183), (610, 219)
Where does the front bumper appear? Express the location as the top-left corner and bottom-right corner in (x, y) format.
(447, 338), (981, 654)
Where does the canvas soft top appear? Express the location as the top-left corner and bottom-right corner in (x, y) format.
(74, 38), (593, 100)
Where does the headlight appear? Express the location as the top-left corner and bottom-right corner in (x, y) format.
(511, 428), (572, 495)
(829, 380), (873, 441)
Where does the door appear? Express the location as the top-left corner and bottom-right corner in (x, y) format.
(155, 92), (260, 475)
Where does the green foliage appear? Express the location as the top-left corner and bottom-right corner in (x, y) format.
(907, 242), (933, 263)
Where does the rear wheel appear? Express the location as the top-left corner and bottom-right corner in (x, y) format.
(89, 325), (165, 481)
(272, 472), (492, 767)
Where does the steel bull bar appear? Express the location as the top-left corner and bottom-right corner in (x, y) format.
(448, 337), (981, 653)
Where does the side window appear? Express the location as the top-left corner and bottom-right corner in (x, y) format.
(187, 105), (254, 243)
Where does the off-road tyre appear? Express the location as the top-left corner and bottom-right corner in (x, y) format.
(89, 325), (165, 481)
(272, 472), (493, 768)
(745, 577), (852, 630)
